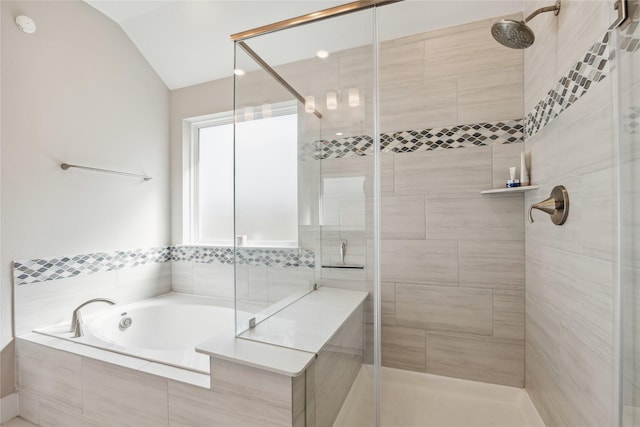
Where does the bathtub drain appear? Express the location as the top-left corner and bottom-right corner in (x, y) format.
(119, 314), (132, 330)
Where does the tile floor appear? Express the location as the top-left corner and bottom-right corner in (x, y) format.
(1, 418), (35, 427)
(334, 365), (545, 427)
(2, 367), (545, 427)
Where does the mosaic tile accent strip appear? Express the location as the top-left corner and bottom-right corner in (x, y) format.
(624, 106), (640, 135)
(171, 246), (315, 269)
(619, 16), (640, 53)
(15, 245), (315, 286)
(525, 32), (610, 139)
(14, 246), (171, 286)
(300, 119), (524, 160)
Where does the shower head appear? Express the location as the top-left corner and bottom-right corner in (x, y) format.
(491, 0), (561, 49)
(491, 20), (535, 49)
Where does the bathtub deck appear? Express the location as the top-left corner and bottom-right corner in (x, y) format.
(197, 287), (368, 376)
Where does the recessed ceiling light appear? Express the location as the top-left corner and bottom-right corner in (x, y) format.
(316, 50), (329, 59)
(234, 68), (245, 76)
(336, 132), (343, 136)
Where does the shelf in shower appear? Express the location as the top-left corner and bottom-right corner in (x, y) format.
(480, 185), (540, 194)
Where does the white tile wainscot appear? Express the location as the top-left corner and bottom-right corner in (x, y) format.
(16, 287), (367, 427)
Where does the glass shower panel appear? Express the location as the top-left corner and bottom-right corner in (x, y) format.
(619, 0), (640, 425)
(232, 45), (318, 333)
(233, 8), (378, 426)
(232, 9), (377, 340)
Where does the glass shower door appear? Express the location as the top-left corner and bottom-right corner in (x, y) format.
(232, 8), (380, 426)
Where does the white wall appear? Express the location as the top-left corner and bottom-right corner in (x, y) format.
(1, 0), (170, 396)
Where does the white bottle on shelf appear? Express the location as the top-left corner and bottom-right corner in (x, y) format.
(520, 151), (530, 186)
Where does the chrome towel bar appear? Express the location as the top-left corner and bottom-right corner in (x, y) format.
(61, 163), (152, 181)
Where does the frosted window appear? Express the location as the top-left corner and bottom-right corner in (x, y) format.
(197, 113), (298, 246)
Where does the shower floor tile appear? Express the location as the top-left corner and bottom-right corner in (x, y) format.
(333, 365), (545, 427)
(1, 418), (36, 427)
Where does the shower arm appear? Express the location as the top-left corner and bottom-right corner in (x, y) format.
(523, 1), (561, 23)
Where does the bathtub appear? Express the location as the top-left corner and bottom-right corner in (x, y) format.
(33, 293), (250, 373)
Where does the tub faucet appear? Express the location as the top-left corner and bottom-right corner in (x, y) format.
(70, 298), (116, 338)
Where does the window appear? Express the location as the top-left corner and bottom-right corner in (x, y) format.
(187, 103), (298, 247)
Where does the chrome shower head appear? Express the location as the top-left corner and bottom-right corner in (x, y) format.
(491, 0), (561, 49)
(491, 20), (535, 49)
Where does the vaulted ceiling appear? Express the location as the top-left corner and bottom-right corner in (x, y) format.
(86, 1), (524, 90)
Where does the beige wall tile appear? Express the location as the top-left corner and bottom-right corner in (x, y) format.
(17, 392), (40, 425)
(16, 340), (82, 410)
(39, 402), (98, 427)
(424, 24), (522, 81)
(527, 242), (614, 362)
(524, 1), (558, 113)
(381, 282), (396, 326)
(395, 284), (493, 335)
(381, 81), (458, 133)
(170, 260), (194, 294)
(380, 40), (424, 87)
(524, 123), (561, 187)
(427, 333), (524, 387)
(556, 0), (611, 83)
(380, 153), (395, 195)
(381, 325), (426, 372)
(82, 359), (169, 426)
(526, 342), (582, 427)
(559, 327), (613, 427)
(426, 196), (525, 241)
(381, 195), (426, 240)
(116, 262), (171, 304)
(492, 143), (525, 189)
(339, 45), (374, 89)
(292, 374), (306, 427)
(210, 358), (292, 409)
(381, 240), (458, 285)
(459, 240), (525, 290)
(581, 167), (615, 261)
(394, 146), (492, 197)
(555, 80), (615, 179)
(193, 262), (234, 299)
(493, 290), (525, 339)
(168, 380), (291, 427)
(458, 66), (524, 124)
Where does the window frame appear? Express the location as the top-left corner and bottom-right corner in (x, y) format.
(183, 102), (299, 247)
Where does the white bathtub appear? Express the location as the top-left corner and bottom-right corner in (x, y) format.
(34, 294), (248, 373)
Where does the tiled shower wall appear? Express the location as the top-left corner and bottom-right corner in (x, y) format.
(379, 16), (526, 387)
(312, 15), (527, 388)
(522, 1), (618, 426)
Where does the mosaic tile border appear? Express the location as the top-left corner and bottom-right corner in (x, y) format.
(171, 246), (315, 269)
(619, 15), (639, 53)
(300, 119), (524, 160)
(13, 246), (171, 286)
(525, 31), (610, 139)
(14, 245), (315, 286)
